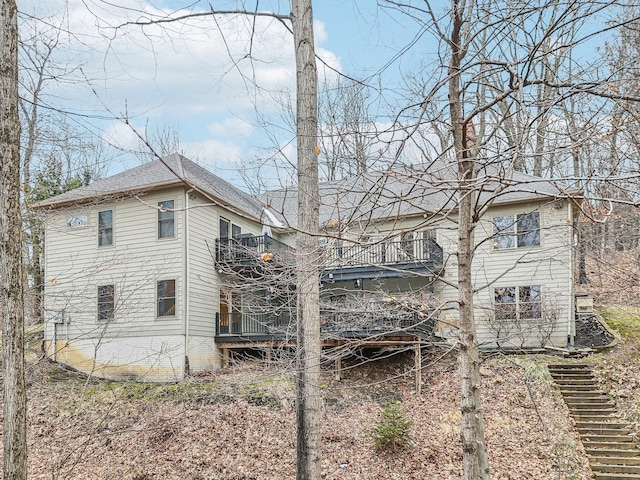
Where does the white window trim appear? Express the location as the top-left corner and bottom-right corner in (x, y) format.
(492, 211), (541, 250)
(97, 284), (115, 322)
(157, 199), (176, 240)
(156, 278), (177, 319)
(97, 208), (115, 248)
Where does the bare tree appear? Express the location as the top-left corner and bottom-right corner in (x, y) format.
(1, 0), (27, 478)
(291, 1), (322, 477)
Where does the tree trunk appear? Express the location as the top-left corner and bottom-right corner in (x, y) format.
(448, 1), (491, 478)
(292, 1), (322, 479)
(1, 0), (28, 478)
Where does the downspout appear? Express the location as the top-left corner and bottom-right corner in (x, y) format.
(568, 200), (575, 345)
(184, 188), (193, 376)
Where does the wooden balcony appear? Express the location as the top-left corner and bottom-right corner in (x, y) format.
(321, 236), (443, 282)
(215, 234), (444, 281)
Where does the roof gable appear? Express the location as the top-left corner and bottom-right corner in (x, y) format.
(33, 154), (264, 220)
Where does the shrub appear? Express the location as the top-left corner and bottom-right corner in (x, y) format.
(371, 401), (413, 453)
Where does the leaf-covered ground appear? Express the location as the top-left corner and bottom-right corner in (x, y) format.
(0, 330), (602, 480)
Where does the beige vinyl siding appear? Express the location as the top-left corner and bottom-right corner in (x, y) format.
(435, 200), (573, 347)
(44, 188), (186, 341)
(186, 195), (266, 337)
(185, 193), (217, 337)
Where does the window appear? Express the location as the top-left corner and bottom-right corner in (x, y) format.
(493, 212), (540, 249)
(494, 285), (541, 320)
(98, 210), (113, 246)
(232, 224), (242, 238)
(98, 285), (114, 322)
(157, 279), (176, 317)
(220, 217), (229, 239)
(158, 200), (174, 238)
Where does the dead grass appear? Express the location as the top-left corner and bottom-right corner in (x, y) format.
(0, 337), (599, 479)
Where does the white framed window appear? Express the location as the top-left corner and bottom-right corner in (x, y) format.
(494, 285), (542, 321)
(492, 212), (540, 249)
(157, 279), (176, 317)
(219, 217), (230, 239)
(98, 210), (113, 246)
(97, 285), (115, 322)
(158, 200), (175, 239)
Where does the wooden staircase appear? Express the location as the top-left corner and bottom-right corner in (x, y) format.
(549, 364), (640, 479)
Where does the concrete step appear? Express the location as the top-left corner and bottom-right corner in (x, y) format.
(593, 473), (640, 479)
(563, 391), (609, 398)
(577, 422), (630, 431)
(585, 442), (639, 450)
(551, 372), (596, 379)
(582, 435), (637, 444)
(586, 449), (640, 457)
(575, 414), (618, 422)
(555, 379), (600, 386)
(592, 464), (640, 474)
(581, 428), (632, 436)
(565, 396), (610, 402)
(548, 364), (592, 370)
(590, 457), (640, 466)
(567, 400), (613, 407)
(560, 385), (602, 391)
(568, 402), (617, 409)
(551, 371), (596, 378)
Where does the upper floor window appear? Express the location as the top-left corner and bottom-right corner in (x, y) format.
(158, 200), (174, 238)
(157, 279), (176, 317)
(492, 212), (540, 249)
(220, 217), (229, 239)
(97, 285), (115, 322)
(98, 210), (113, 246)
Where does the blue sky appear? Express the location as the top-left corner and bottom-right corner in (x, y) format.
(18, 0), (615, 188)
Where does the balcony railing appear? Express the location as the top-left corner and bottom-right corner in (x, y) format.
(215, 307), (435, 339)
(215, 234), (444, 275)
(322, 236), (443, 269)
(215, 234), (295, 269)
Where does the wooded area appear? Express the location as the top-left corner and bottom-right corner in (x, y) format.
(3, 0), (640, 479)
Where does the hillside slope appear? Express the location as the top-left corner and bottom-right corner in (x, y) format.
(0, 331), (609, 479)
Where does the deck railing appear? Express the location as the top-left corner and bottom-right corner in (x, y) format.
(321, 236), (443, 268)
(215, 234), (295, 267)
(215, 308), (435, 338)
(215, 234), (443, 271)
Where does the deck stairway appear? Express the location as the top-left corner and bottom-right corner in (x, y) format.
(549, 364), (640, 480)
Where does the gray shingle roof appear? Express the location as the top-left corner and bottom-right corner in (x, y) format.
(33, 154), (264, 220)
(34, 154), (580, 230)
(260, 161), (581, 229)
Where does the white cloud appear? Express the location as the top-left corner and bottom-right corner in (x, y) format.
(207, 118), (254, 137)
(314, 19), (328, 44)
(101, 122), (146, 152)
(21, 1), (301, 120)
(182, 139), (244, 168)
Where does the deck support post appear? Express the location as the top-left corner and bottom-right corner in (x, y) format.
(415, 342), (422, 395)
(265, 346), (272, 364)
(335, 355), (341, 381)
(222, 348), (230, 368)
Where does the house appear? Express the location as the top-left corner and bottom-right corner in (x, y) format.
(34, 154), (579, 381)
